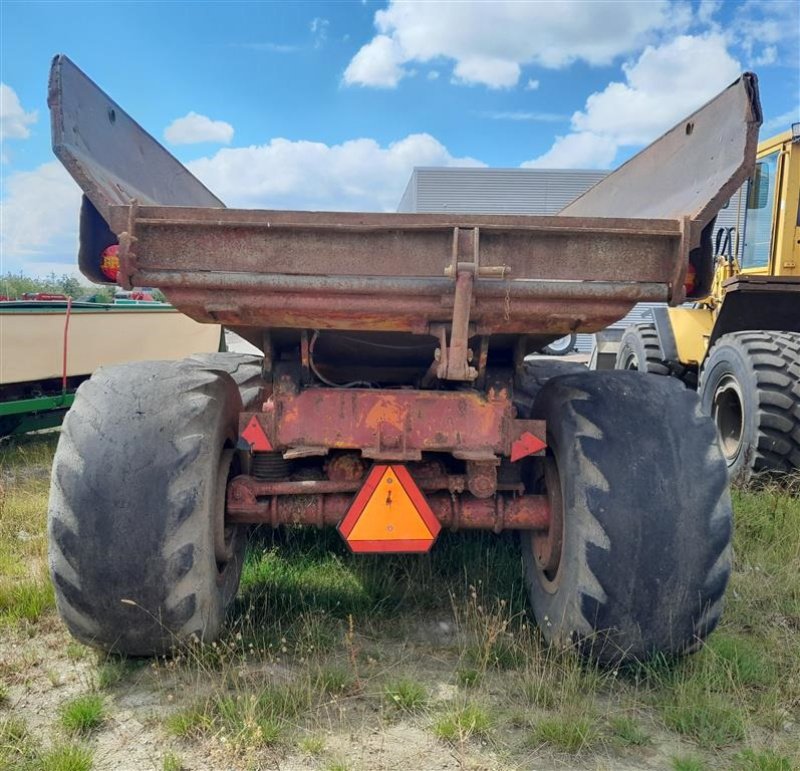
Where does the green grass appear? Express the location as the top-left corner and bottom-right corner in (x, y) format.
(59, 694), (105, 734)
(95, 657), (140, 690)
(162, 752), (183, 771)
(608, 715), (651, 746)
(1, 434), (799, 770)
(660, 682), (745, 747)
(671, 758), (707, 771)
(527, 714), (599, 754)
(297, 735), (325, 755)
(164, 706), (210, 738)
(166, 682), (310, 750)
(314, 664), (356, 695)
(433, 702), (493, 742)
(732, 749), (794, 771)
(384, 677), (428, 712)
(38, 743), (94, 771)
(0, 577), (55, 626)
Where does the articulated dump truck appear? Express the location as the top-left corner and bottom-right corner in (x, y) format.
(47, 55), (762, 663)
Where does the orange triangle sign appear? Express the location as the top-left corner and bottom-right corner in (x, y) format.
(338, 465), (441, 553)
(241, 415), (272, 451)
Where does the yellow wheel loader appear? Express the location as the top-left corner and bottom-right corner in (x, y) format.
(615, 126), (800, 480)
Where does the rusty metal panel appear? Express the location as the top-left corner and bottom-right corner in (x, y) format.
(239, 389), (546, 459)
(49, 56), (761, 338)
(560, 73), (761, 245)
(48, 55), (223, 221)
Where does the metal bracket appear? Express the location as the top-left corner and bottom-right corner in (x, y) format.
(435, 227), (509, 381)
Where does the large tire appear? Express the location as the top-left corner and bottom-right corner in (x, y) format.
(48, 360), (246, 655)
(542, 333), (577, 356)
(698, 331), (800, 481)
(615, 323), (670, 375)
(186, 352), (265, 409)
(520, 371), (732, 665)
(514, 359), (588, 416)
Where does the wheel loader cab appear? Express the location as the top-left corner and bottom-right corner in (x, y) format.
(615, 127), (800, 481)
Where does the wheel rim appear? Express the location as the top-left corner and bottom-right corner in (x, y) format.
(532, 457), (565, 594)
(547, 335), (574, 354)
(621, 349), (640, 370)
(214, 447), (239, 569)
(712, 375), (744, 462)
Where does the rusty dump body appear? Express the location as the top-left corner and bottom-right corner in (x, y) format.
(49, 55), (762, 537)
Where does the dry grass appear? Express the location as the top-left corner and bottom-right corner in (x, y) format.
(1, 434), (798, 769)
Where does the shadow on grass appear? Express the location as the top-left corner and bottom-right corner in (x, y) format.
(229, 526), (527, 643)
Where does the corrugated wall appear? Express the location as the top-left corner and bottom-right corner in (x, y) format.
(397, 167), (607, 214)
(396, 167), (747, 354)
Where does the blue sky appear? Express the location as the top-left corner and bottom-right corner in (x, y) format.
(1, 0), (798, 278)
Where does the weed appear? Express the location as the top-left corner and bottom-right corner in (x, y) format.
(706, 634), (777, 689)
(433, 702), (492, 742)
(324, 762), (350, 771)
(297, 735), (325, 755)
(65, 642), (88, 662)
(671, 758), (707, 771)
(96, 657), (138, 689)
(315, 664), (356, 695)
(46, 670), (63, 688)
(0, 715), (36, 767)
(0, 682), (7, 705)
(455, 667), (481, 688)
(733, 748), (793, 771)
(660, 682), (745, 747)
(164, 706), (211, 738)
(38, 743), (94, 771)
(162, 752), (183, 771)
(384, 677), (427, 712)
(527, 714), (599, 754)
(0, 578), (55, 625)
(59, 694), (104, 734)
(609, 715), (651, 746)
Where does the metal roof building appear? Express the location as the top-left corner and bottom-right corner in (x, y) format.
(397, 167), (607, 215)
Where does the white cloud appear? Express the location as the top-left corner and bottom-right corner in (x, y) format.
(344, 35), (405, 87)
(697, 0), (722, 25)
(761, 106), (800, 135)
(524, 78), (540, 91)
(523, 132), (618, 170)
(1, 133), (483, 269)
(310, 17), (329, 48)
(483, 111), (568, 123)
(345, 0), (685, 89)
(1, 83), (38, 162)
(427, 70), (440, 80)
(188, 133), (485, 211)
(734, 0), (799, 68)
(0, 161), (81, 266)
(163, 112), (234, 145)
(524, 33), (740, 169)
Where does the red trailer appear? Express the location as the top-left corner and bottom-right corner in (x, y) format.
(47, 55), (760, 662)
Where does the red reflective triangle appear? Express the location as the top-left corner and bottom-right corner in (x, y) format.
(510, 431), (547, 462)
(241, 415), (272, 451)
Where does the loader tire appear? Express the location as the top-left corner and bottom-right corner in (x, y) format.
(615, 323), (670, 376)
(698, 331), (800, 482)
(186, 352), (265, 409)
(542, 333), (577, 356)
(48, 360), (246, 656)
(520, 371), (731, 665)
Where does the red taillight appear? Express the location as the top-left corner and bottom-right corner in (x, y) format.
(100, 244), (120, 281)
(684, 262), (697, 297)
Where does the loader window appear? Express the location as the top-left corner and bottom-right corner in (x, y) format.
(742, 152), (778, 269)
